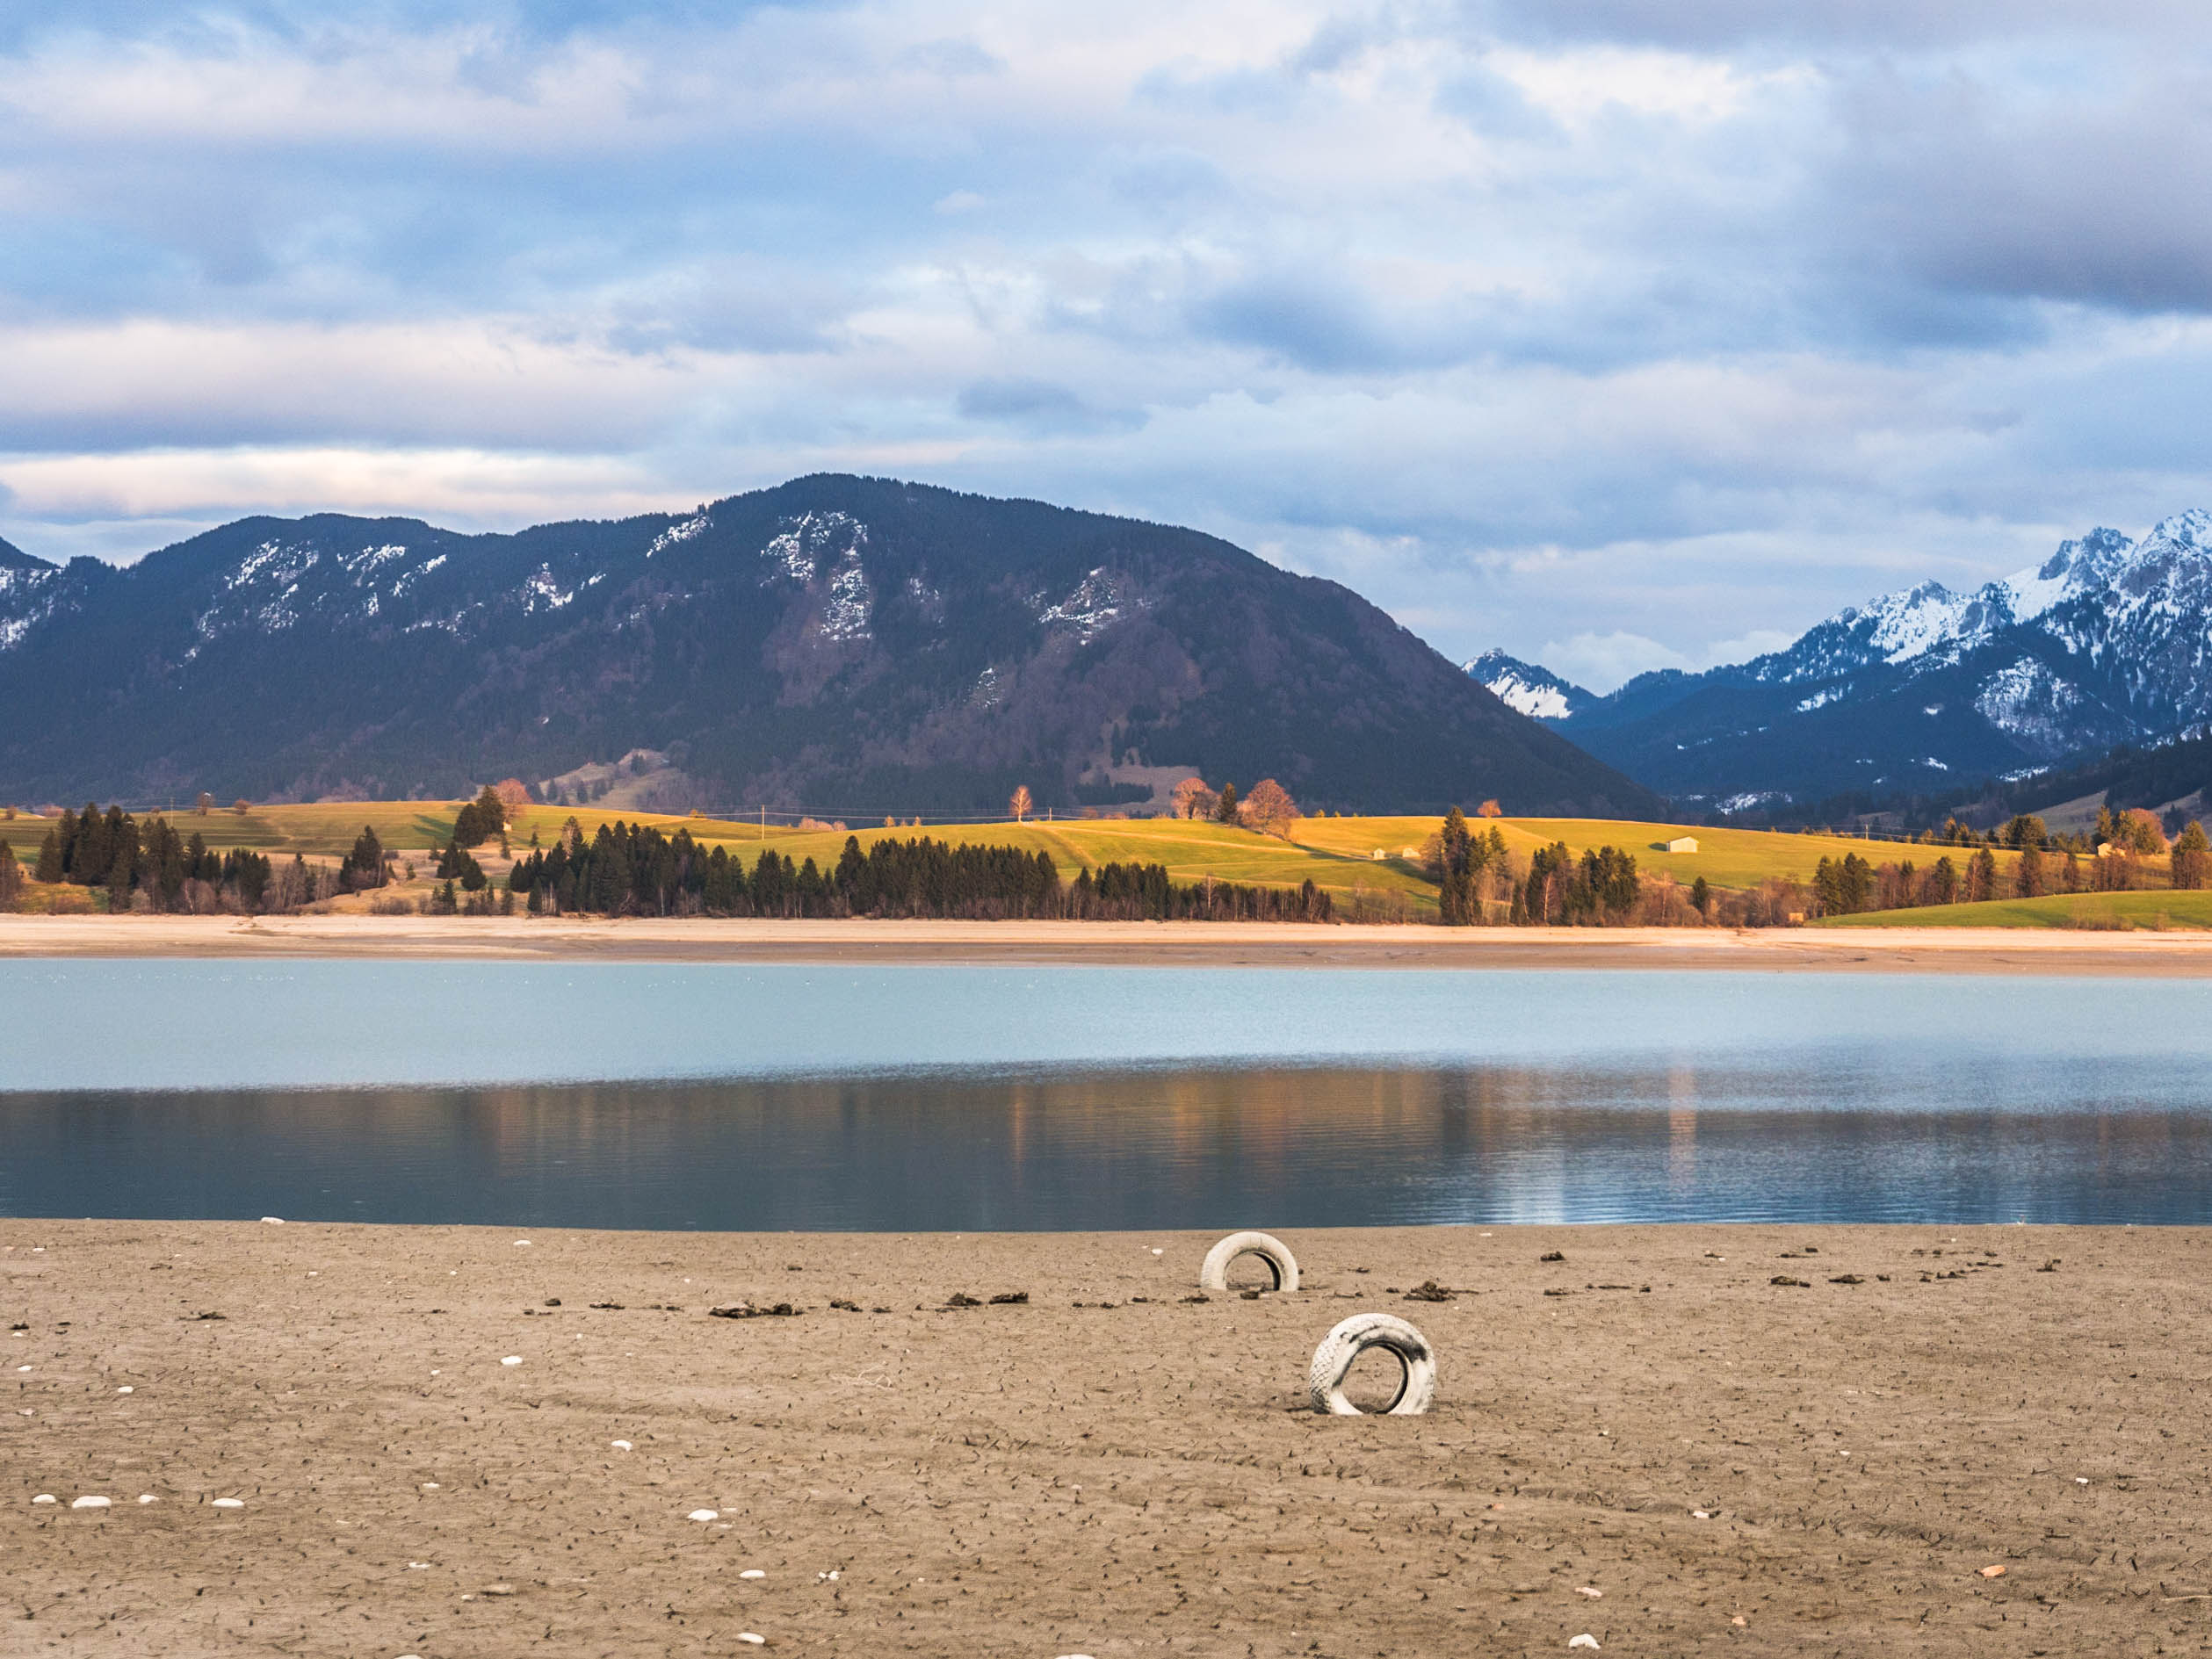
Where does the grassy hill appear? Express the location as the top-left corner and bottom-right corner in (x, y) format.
(2, 803), (2032, 923)
(1811, 891), (2212, 930)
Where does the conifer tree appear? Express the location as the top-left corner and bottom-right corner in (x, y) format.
(0, 840), (20, 911)
(1213, 782), (1240, 824)
(34, 828), (61, 884)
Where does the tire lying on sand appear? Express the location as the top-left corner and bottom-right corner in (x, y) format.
(1199, 1230), (1299, 1294)
(1307, 1313), (1436, 1416)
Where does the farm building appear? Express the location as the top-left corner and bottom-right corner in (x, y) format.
(1663, 836), (1699, 853)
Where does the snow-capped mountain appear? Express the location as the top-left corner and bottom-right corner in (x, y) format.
(1464, 649), (1598, 720)
(0, 475), (1658, 817)
(1478, 511), (2212, 806)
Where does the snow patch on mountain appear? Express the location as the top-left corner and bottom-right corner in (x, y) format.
(648, 515), (710, 557)
(1036, 567), (1127, 643)
(1464, 649), (1595, 720)
(762, 512), (864, 585)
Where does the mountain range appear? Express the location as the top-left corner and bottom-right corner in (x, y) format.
(1471, 510), (2212, 811)
(0, 475), (1658, 818)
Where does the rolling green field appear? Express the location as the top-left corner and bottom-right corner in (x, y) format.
(0, 801), (2084, 923)
(1813, 891), (2212, 930)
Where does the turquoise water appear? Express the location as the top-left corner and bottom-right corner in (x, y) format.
(4, 962), (2212, 1227)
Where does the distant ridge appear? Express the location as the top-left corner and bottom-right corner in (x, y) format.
(1464, 649), (1597, 721)
(1478, 511), (2212, 810)
(0, 475), (1661, 817)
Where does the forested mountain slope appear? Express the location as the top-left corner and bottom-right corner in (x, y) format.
(0, 476), (1659, 817)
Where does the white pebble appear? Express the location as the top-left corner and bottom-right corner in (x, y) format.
(1576, 1585), (1602, 1598)
(73, 1496), (112, 1510)
(2076, 1476), (2090, 1484)
(16, 1365), (30, 1373)
(688, 1509), (720, 1522)
(1691, 1509), (1710, 1519)
(212, 1497), (244, 1509)
(1149, 1248), (1162, 1256)
(408, 1562), (431, 1570)
(740, 1569), (765, 1579)
(500, 1356), (523, 1367)
(138, 1495), (157, 1505)
(513, 1239), (531, 1247)
(117, 1386), (133, 1395)
(816, 1569), (839, 1582)
(31, 1495), (56, 1504)
(611, 1439), (633, 1451)
(1569, 1639), (1601, 1652)
(260, 1216), (284, 1225)
(421, 1482), (440, 1490)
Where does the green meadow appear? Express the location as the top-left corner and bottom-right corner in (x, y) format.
(0, 801), (2122, 924)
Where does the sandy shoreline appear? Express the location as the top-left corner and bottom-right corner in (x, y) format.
(6, 912), (2212, 972)
(4, 1218), (2202, 1655)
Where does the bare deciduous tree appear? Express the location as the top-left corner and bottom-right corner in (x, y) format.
(1241, 778), (1299, 838)
(1170, 776), (1213, 819)
(1008, 784), (1033, 823)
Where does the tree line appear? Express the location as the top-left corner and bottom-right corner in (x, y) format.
(25, 804), (286, 912)
(504, 820), (1334, 921)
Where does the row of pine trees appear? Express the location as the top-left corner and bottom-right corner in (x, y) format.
(505, 821), (1336, 921)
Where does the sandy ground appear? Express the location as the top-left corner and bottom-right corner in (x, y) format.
(5, 913), (2212, 972)
(4, 1222), (2208, 1656)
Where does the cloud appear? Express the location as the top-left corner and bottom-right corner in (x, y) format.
(0, 0), (2208, 684)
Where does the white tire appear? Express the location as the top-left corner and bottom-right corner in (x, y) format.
(1199, 1230), (1299, 1293)
(1306, 1313), (1435, 1416)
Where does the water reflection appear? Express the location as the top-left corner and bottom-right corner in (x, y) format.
(8, 1061), (2212, 1229)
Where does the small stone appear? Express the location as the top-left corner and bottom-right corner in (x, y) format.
(740, 1569), (765, 1579)
(1978, 1563), (2006, 1578)
(31, 1495), (56, 1504)
(611, 1439), (633, 1451)
(137, 1495), (157, 1504)
(72, 1496), (112, 1510)
(408, 1562), (431, 1569)
(1150, 1248), (1163, 1256)
(513, 1239), (531, 1247)
(1568, 1637), (1601, 1651)
(2075, 1476), (2089, 1484)
(116, 1386), (133, 1395)
(212, 1497), (244, 1509)
(1731, 1615), (1746, 1627)
(1691, 1509), (1710, 1519)
(689, 1509), (720, 1522)
(481, 1583), (514, 1597)
(259, 1216), (284, 1224)
(500, 1356), (523, 1366)
(1575, 1585), (1602, 1598)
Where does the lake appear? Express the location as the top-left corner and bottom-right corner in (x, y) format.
(5, 961), (2212, 1228)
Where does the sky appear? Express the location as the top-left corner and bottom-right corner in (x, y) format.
(3, 2), (2210, 690)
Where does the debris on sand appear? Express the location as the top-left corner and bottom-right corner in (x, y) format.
(987, 1291), (1029, 1305)
(1770, 1276), (1810, 1288)
(943, 1293), (981, 1308)
(710, 1302), (799, 1319)
(1403, 1280), (1454, 1302)
(1828, 1274), (1865, 1285)
(1540, 1251), (1566, 1263)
